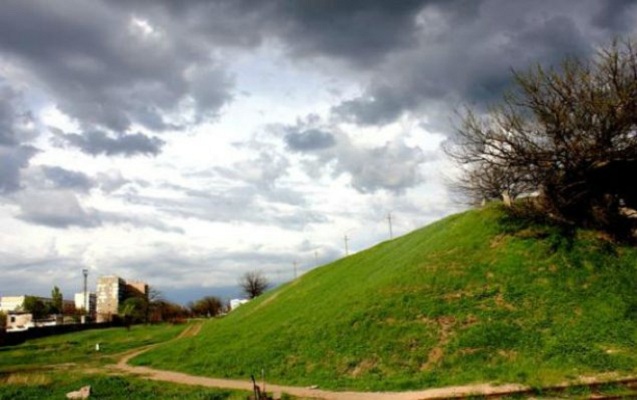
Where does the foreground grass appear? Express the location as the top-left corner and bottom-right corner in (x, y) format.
(0, 323), (187, 371)
(0, 370), (251, 400)
(134, 206), (637, 391)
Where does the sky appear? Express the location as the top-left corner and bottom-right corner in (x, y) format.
(1, 0), (635, 304)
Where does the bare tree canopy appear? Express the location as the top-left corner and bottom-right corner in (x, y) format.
(446, 39), (637, 240)
(240, 270), (270, 299)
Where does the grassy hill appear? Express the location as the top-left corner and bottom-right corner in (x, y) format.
(133, 205), (637, 391)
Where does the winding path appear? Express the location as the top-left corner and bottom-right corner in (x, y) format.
(111, 321), (532, 399)
(110, 321), (637, 399)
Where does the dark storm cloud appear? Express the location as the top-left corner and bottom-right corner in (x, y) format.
(333, 0), (610, 128)
(0, 0), (234, 143)
(261, 0), (428, 65)
(0, 81), (40, 194)
(592, 0), (637, 31)
(114, 0), (431, 66)
(52, 129), (164, 157)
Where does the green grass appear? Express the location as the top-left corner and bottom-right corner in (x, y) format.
(0, 371), (249, 400)
(0, 323), (187, 371)
(0, 323), (266, 399)
(134, 205), (637, 391)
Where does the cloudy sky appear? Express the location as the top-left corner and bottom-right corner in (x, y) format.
(0, 0), (635, 303)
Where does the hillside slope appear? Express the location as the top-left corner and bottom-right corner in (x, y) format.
(134, 206), (637, 391)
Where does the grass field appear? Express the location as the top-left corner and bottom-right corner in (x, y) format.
(0, 323), (186, 371)
(0, 323), (261, 399)
(0, 371), (251, 400)
(132, 205), (637, 391)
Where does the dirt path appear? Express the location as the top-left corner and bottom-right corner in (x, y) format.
(112, 321), (637, 399)
(112, 321), (533, 399)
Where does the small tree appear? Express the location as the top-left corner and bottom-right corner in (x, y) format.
(145, 286), (163, 324)
(446, 39), (637, 239)
(239, 270), (269, 299)
(0, 311), (6, 331)
(51, 286), (63, 315)
(23, 296), (47, 320)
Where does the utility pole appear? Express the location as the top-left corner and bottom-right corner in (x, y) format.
(387, 212), (394, 239)
(293, 261), (298, 279)
(344, 234), (349, 256)
(82, 268), (88, 320)
(314, 250), (319, 267)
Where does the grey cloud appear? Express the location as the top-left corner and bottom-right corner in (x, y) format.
(106, 0), (633, 133)
(0, 81), (39, 195)
(0, 145), (38, 194)
(15, 189), (183, 232)
(333, 0), (627, 129)
(4, 0), (623, 139)
(0, 0), (234, 137)
(214, 151), (290, 190)
(16, 190), (100, 228)
(52, 129), (164, 157)
(114, 0), (431, 67)
(96, 170), (133, 193)
(265, 0), (428, 66)
(0, 84), (20, 146)
(99, 212), (184, 234)
(188, 64), (235, 120)
(280, 119), (434, 194)
(341, 140), (430, 194)
(592, 0), (637, 31)
(284, 128), (336, 152)
(128, 183), (325, 229)
(42, 166), (94, 192)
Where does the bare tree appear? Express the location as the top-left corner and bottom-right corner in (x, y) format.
(239, 270), (270, 299)
(446, 39), (637, 239)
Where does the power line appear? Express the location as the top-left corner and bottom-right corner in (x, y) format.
(344, 234), (349, 256)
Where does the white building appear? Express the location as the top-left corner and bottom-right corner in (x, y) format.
(230, 298), (249, 310)
(0, 295), (27, 313)
(74, 292), (96, 314)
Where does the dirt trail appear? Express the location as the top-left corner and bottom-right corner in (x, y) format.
(113, 321), (637, 399)
(113, 320), (533, 400)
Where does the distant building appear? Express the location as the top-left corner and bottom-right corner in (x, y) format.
(95, 275), (148, 322)
(230, 298), (249, 310)
(74, 292), (96, 315)
(6, 312), (34, 332)
(1, 295), (70, 331)
(0, 296), (28, 313)
(96, 276), (125, 322)
(0, 295), (61, 313)
(126, 280), (149, 298)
